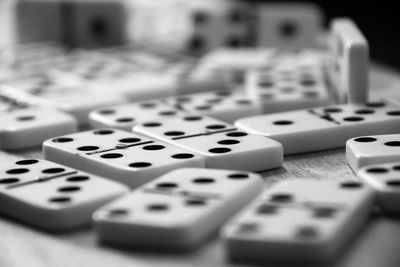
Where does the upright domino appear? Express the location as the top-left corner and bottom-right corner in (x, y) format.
(133, 115), (283, 171)
(43, 129), (205, 188)
(0, 159), (128, 230)
(0, 0), (17, 47)
(256, 3), (323, 49)
(346, 134), (400, 171)
(222, 179), (374, 263)
(236, 101), (400, 155)
(358, 162), (400, 213)
(329, 18), (369, 104)
(16, 0), (63, 43)
(94, 168), (263, 249)
(63, 0), (126, 48)
(184, 0), (251, 54)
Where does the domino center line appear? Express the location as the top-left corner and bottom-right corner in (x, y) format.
(86, 140), (155, 155)
(143, 188), (221, 200)
(308, 109), (341, 125)
(172, 128), (239, 140)
(7, 171), (78, 189)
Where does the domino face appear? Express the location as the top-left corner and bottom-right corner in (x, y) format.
(89, 91), (261, 130)
(358, 162), (400, 213)
(43, 129), (205, 188)
(347, 134), (400, 171)
(88, 65), (180, 102)
(185, 0), (250, 54)
(172, 91), (262, 123)
(222, 179), (374, 263)
(0, 106), (77, 150)
(245, 50), (331, 113)
(256, 3), (323, 49)
(93, 168), (263, 249)
(16, 0), (63, 43)
(66, 1), (126, 48)
(89, 99), (184, 131)
(133, 115), (283, 171)
(0, 159), (128, 230)
(329, 18), (369, 104)
(236, 101), (400, 155)
(6, 79), (125, 125)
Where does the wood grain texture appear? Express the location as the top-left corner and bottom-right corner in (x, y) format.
(2, 64), (400, 267)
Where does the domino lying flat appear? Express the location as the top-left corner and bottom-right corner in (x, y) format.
(0, 107), (77, 150)
(0, 159), (128, 230)
(347, 134), (400, 171)
(222, 179), (374, 263)
(133, 115), (283, 171)
(89, 91), (261, 130)
(6, 76), (126, 125)
(236, 101), (400, 155)
(244, 51), (331, 113)
(0, 84), (77, 150)
(43, 129), (205, 188)
(93, 168), (263, 249)
(173, 91), (262, 123)
(89, 98), (185, 131)
(358, 162), (400, 213)
(328, 18), (369, 104)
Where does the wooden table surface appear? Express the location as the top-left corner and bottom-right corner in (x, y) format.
(2, 64), (400, 267)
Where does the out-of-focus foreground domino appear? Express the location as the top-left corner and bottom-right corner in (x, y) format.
(256, 3), (323, 49)
(329, 18), (369, 104)
(0, 159), (128, 230)
(347, 134), (400, 171)
(222, 179), (374, 263)
(358, 162), (400, 213)
(235, 101), (400, 155)
(93, 168), (263, 249)
(133, 115), (283, 171)
(43, 129), (205, 188)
